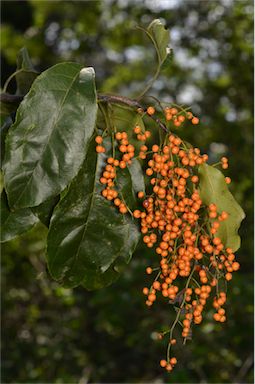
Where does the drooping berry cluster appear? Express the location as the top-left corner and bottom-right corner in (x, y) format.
(96, 105), (239, 373)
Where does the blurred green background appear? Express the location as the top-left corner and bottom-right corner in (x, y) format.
(1, 0), (253, 383)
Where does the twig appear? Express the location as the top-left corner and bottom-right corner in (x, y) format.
(0, 91), (169, 133)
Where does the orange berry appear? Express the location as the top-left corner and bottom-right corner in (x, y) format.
(119, 206), (127, 214)
(166, 363), (173, 372)
(133, 210), (141, 218)
(170, 357), (177, 365)
(213, 313), (221, 321)
(147, 106), (155, 115)
(153, 281), (161, 290)
(170, 108), (178, 115)
(218, 308), (225, 316)
(221, 211), (229, 220)
(119, 161), (126, 169)
(178, 115), (185, 123)
(142, 287), (149, 295)
(192, 117), (199, 125)
(134, 125), (141, 134)
(191, 175), (199, 183)
(138, 191), (145, 199)
(146, 267), (153, 275)
(148, 293), (156, 302)
(96, 145), (105, 153)
(95, 135), (103, 144)
(165, 113), (172, 121)
(152, 144), (159, 152)
(225, 177), (231, 184)
(115, 132), (122, 140)
(232, 262), (240, 271)
(119, 144), (127, 153)
(160, 359), (167, 368)
(114, 198), (121, 206)
(146, 168), (153, 176)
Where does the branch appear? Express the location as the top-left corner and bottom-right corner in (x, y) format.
(0, 93), (23, 104)
(0, 92), (168, 132)
(98, 94), (168, 132)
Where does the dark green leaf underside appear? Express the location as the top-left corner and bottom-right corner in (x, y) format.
(47, 138), (140, 288)
(0, 190), (38, 242)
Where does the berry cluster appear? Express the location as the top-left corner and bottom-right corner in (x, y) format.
(97, 105), (240, 373)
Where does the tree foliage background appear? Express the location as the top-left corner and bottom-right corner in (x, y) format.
(1, 0), (253, 383)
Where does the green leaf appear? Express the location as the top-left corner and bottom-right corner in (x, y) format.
(3, 63), (98, 209)
(47, 137), (140, 288)
(128, 158), (145, 194)
(81, 226), (139, 290)
(31, 195), (60, 227)
(147, 19), (172, 67)
(1, 115), (13, 166)
(198, 164), (245, 252)
(0, 189), (38, 242)
(15, 47), (38, 95)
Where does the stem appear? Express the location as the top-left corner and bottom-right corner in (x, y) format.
(3, 69), (24, 93)
(98, 94), (168, 133)
(167, 263), (196, 361)
(137, 65), (162, 100)
(0, 93), (23, 104)
(135, 26), (163, 100)
(98, 94), (142, 109)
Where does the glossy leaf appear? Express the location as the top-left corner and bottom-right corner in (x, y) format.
(31, 195), (60, 227)
(128, 158), (145, 194)
(0, 190), (38, 242)
(198, 163), (245, 252)
(3, 63), (97, 209)
(147, 19), (172, 67)
(1, 115), (13, 166)
(47, 138), (140, 288)
(81, 224), (139, 290)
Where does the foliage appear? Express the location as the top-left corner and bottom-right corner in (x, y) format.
(1, 1), (253, 383)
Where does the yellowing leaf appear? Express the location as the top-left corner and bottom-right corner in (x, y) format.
(198, 163), (245, 252)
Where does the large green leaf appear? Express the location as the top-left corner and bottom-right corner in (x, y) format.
(128, 158), (145, 194)
(198, 164), (245, 252)
(147, 19), (172, 68)
(1, 115), (13, 166)
(3, 62), (97, 209)
(0, 190), (38, 242)
(47, 137), (140, 288)
(31, 195), (60, 228)
(81, 227), (139, 290)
